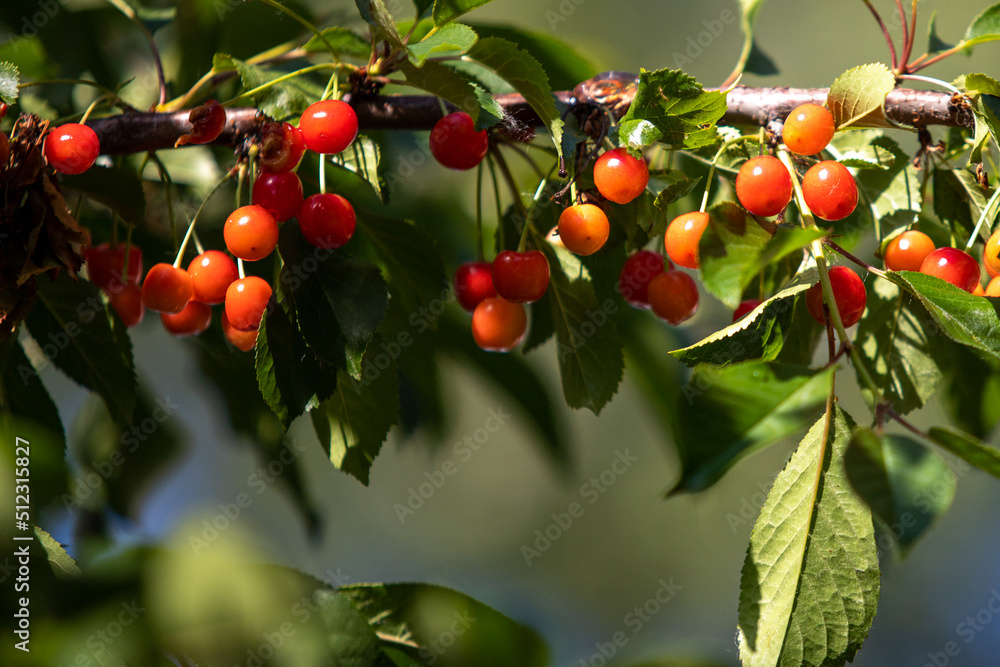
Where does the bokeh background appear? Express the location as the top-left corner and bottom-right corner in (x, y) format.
(6, 1), (1000, 665)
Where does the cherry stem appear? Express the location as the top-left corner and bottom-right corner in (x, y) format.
(319, 155), (327, 195)
(176, 172), (233, 268)
(491, 147), (529, 249)
(227, 64), (342, 107)
(192, 230), (205, 255)
(79, 95), (107, 125)
(237, 257), (246, 280)
(486, 153), (505, 254)
(964, 184), (1000, 251)
(862, 0), (899, 71)
(894, 0), (909, 59)
(702, 134), (757, 213)
(256, 0), (341, 64)
(823, 240), (888, 279)
(896, 74), (961, 94)
(475, 160), (485, 263)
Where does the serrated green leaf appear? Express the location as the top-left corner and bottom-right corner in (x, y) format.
(35, 526), (80, 578)
(0, 61), (19, 105)
(927, 10), (955, 55)
(738, 405), (879, 666)
(963, 2), (1000, 48)
(62, 166), (146, 226)
(466, 24), (596, 90)
(827, 63), (896, 129)
(336, 135), (388, 204)
(25, 274), (136, 426)
(618, 68), (728, 150)
(432, 0), (494, 26)
(652, 170), (701, 210)
(846, 428), (955, 558)
(215, 52), (326, 119)
(302, 27), (372, 58)
(397, 59), (489, 126)
(407, 23), (477, 66)
(928, 426), (1000, 479)
(854, 134), (922, 222)
(699, 202), (775, 310)
(668, 363), (834, 494)
(355, 0), (405, 48)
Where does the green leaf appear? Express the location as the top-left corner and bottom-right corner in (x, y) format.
(854, 134), (922, 222)
(668, 363), (835, 494)
(407, 23), (477, 66)
(214, 52), (326, 119)
(670, 283), (810, 367)
(35, 527), (80, 578)
(855, 279), (943, 414)
(302, 26), (372, 58)
(0, 61), (19, 105)
(618, 68), (728, 150)
(312, 589), (385, 663)
(938, 345), (1000, 439)
(397, 59), (493, 127)
(311, 339), (399, 485)
(928, 426), (1000, 479)
(25, 274), (136, 426)
(336, 135), (388, 204)
(739, 0), (767, 26)
(927, 11), (955, 55)
(963, 2), (1000, 49)
(1, 336), (66, 447)
(652, 170), (701, 210)
(466, 24), (597, 90)
(738, 406), (879, 666)
(963, 73), (1000, 162)
(933, 168), (984, 235)
(698, 202), (775, 310)
(432, 0), (495, 26)
(846, 428), (956, 558)
(827, 63), (896, 129)
(61, 165), (146, 226)
(413, 0), (434, 17)
(355, 0), (405, 48)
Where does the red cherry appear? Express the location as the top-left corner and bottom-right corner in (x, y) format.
(188, 250), (239, 304)
(805, 266), (867, 327)
(252, 172), (303, 223)
(225, 276), (272, 331)
(141, 263), (193, 314)
(782, 103), (835, 156)
(0, 102), (7, 120)
(298, 193), (356, 249)
(618, 251), (667, 309)
(648, 270), (699, 325)
(735, 155), (792, 217)
(802, 160), (858, 221)
(299, 99), (358, 154)
(160, 300), (212, 337)
(175, 99), (226, 147)
(471, 298), (527, 352)
(454, 261), (496, 312)
(665, 211), (710, 270)
(492, 250), (550, 303)
(983, 231), (1000, 278)
(557, 204), (610, 256)
(733, 299), (763, 322)
(919, 247), (981, 293)
(222, 311), (258, 351)
(593, 147), (649, 204)
(108, 283), (145, 327)
(224, 205), (279, 261)
(44, 123), (100, 175)
(429, 112), (488, 170)
(259, 121), (306, 174)
(84, 243), (143, 292)
(884, 230), (936, 272)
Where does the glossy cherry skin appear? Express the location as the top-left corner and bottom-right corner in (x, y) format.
(141, 263), (193, 314)
(108, 283), (145, 327)
(298, 193), (356, 249)
(471, 297), (527, 352)
(984, 231), (1000, 278)
(919, 247), (981, 293)
(619, 251), (667, 309)
(222, 311), (258, 351)
(187, 250), (239, 305)
(648, 270), (699, 325)
(782, 103), (835, 156)
(259, 121), (306, 174)
(299, 99), (358, 154)
(225, 276), (272, 332)
(733, 299), (763, 322)
(735, 155), (793, 217)
(805, 266), (867, 327)
(429, 111), (488, 170)
(160, 300), (212, 337)
(665, 211), (710, 270)
(44, 123), (100, 175)
(492, 250), (550, 303)
(454, 261), (497, 312)
(85, 243), (143, 292)
(224, 205), (279, 261)
(252, 172), (303, 222)
(175, 99), (226, 146)
(593, 147), (649, 204)
(802, 160), (858, 221)
(883, 230), (935, 272)
(557, 204), (610, 256)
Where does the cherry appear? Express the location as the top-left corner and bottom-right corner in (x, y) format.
(222, 311), (259, 351)
(648, 270), (699, 325)
(471, 297), (527, 352)
(84, 242), (143, 292)
(735, 155), (792, 217)
(492, 250), (550, 303)
(175, 99), (226, 147)
(299, 99), (358, 154)
(0, 102), (7, 120)
(557, 204), (610, 256)
(160, 301), (212, 337)
(252, 172), (303, 223)
(454, 261), (496, 312)
(298, 193), (356, 249)
(919, 247), (981, 293)
(108, 283), (145, 327)
(985, 276), (1000, 297)
(593, 147), (649, 204)
(44, 123), (100, 175)
(884, 230), (935, 272)
(665, 211), (710, 270)
(782, 103), (835, 156)
(188, 250), (239, 304)
(733, 299), (763, 322)
(619, 251), (667, 309)
(141, 263), (193, 314)
(259, 121), (306, 174)
(983, 231), (1000, 278)
(224, 204), (279, 261)
(802, 160), (857, 221)
(225, 276), (272, 332)
(429, 111), (488, 170)
(974, 282), (986, 296)
(805, 266), (867, 327)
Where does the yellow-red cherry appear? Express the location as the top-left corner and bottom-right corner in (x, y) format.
(884, 230), (935, 272)
(160, 301), (212, 337)
(919, 247), (981, 293)
(557, 204), (610, 256)
(429, 112), (488, 170)
(735, 155), (792, 217)
(224, 205), (279, 261)
(984, 231), (1000, 278)
(299, 99), (358, 154)
(648, 270), (699, 325)
(222, 311), (258, 351)
(225, 276), (272, 332)
(471, 297), (527, 352)
(802, 160), (858, 221)
(985, 276), (1000, 297)
(665, 211), (710, 270)
(593, 147), (649, 204)
(782, 103), (835, 156)
(188, 250), (239, 305)
(805, 266), (867, 327)
(141, 263), (193, 314)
